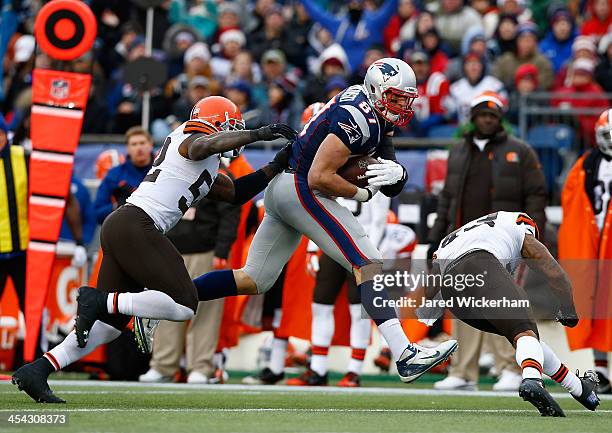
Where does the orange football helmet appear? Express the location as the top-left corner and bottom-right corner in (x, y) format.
(95, 149), (125, 179)
(189, 95), (245, 132)
(595, 109), (612, 157)
(300, 102), (326, 127)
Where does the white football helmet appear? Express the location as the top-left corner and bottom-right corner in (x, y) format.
(595, 108), (612, 157)
(363, 58), (418, 127)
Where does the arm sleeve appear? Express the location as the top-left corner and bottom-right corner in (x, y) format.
(213, 201), (241, 259)
(299, 0), (341, 34)
(370, 0), (399, 28)
(93, 174), (116, 224)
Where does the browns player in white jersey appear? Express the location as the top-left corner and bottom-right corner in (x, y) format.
(12, 96), (297, 403)
(424, 211), (599, 417)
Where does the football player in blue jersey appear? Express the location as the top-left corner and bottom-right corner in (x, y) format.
(191, 58), (458, 383)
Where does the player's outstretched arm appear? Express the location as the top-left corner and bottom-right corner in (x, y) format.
(521, 234), (578, 327)
(181, 124), (297, 161)
(207, 142), (293, 205)
(309, 134), (376, 201)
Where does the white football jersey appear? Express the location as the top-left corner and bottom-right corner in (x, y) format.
(127, 121), (220, 233)
(434, 211), (538, 274)
(379, 223), (416, 259)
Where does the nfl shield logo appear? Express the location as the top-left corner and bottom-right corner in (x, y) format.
(50, 79), (70, 100)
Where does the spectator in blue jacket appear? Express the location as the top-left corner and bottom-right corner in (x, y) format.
(300, 0), (398, 72)
(93, 126), (154, 224)
(539, 8), (577, 74)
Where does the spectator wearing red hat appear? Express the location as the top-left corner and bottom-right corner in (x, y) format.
(581, 0), (612, 39)
(211, 29), (247, 79)
(449, 52), (506, 125)
(553, 57), (609, 147)
(553, 35), (598, 89)
(493, 22), (554, 90)
(507, 63), (540, 124)
(303, 44), (350, 106)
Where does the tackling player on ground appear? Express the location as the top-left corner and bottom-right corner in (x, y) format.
(12, 96), (297, 403)
(422, 211), (599, 416)
(192, 58), (457, 383)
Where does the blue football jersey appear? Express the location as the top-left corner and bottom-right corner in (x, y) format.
(290, 85), (393, 178)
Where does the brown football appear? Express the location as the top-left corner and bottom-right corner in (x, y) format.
(337, 155), (378, 188)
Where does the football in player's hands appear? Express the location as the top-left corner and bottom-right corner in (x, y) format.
(337, 155), (378, 188)
(556, 304), (578, 328)
(366, 158), (406, 187)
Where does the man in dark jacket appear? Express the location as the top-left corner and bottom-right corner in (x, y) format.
(429, 91), (547, 392)
(139, 165), (241, 384)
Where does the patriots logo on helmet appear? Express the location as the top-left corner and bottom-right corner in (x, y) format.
(373, 61), (400, 83)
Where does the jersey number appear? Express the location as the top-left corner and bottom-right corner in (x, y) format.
(143, 136), (213, 214)
(440, 213), (498, 248)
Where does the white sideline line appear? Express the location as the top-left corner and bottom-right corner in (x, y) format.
(2, 380), (609, 401)
(0, 408), (608, 414)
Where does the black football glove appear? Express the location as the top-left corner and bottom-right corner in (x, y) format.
(555, 304), (579, 328)
(268, 141), (293, 174)
(255, 123), (298, 141)
(112, 182), (134, 206)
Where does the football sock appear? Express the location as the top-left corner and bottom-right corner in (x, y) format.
(44, 321), (121, 371)
(310, 303), (334, 376)
(269, 337), (288, 375)
(358, 279), (397, 326)
(377, 319), (410, 362)
(515, 335), (543, 380)
(594, 350), (609, 378)
(541, 341), (582, 397)
(348, 303), (370, 374)
(107, 291), (193, 321)
(194, 270), (238, 301)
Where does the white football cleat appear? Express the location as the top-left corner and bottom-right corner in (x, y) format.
(492, 369), (522, 391)
(138, 368), (173, 383)
(134, 317), (160, 354)
(187, 371), (209, 384)
(396, 339), (458, 383)
(434, 375), (477, 391)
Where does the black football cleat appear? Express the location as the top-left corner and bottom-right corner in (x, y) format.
(75, 286), (107, 348)
(573, 370), (600, 411)
(12, 359), (65, 403)
(286, 368), (328, 386)
(519, 378), (565, 417)
(595, 370), (611, 394)
(242, 368), (285, 385)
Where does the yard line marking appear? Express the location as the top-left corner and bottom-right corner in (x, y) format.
(0, 408), (609, 414)
(2, 380), (610, 401)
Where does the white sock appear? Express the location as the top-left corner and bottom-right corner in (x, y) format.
(107, 291), (194, 321)
(376, 319), (410, 362)
(348, 304), (370, 374)
(269, 337), (288, 375)
(44, 321), (121, 370)
(310, 303), (334, 376)
(515, 335), (543, 380)
(541, 341), (582, 397)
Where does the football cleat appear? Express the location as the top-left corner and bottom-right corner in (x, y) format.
(374, 348), (392, 372)
(12, 359), (65, 403)
(434, 375), (477, 391)
(396, 340), (458, 383)
(134, 316), (160, 354)
(286, 368), (328, 386)
(595, 370), (611, 394)
(75, 286), (107, 348)
(138, 368), (173, 383)
(337, 372), (360, 387)
(573, 370), (600, 411)
(242, 368), (285, 385)
(208, 368), (228, 384)
(519, 378), (565, 417)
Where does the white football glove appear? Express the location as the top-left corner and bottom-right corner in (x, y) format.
(366, 158), (405, 186)
(71, 245), (88, 268)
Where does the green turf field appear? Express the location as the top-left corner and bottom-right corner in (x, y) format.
(0, 378), (610, 433)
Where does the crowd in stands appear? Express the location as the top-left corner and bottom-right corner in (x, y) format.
(1, 0), (612, 144)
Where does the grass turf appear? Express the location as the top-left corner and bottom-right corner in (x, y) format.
(0, 380), (609, 433)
